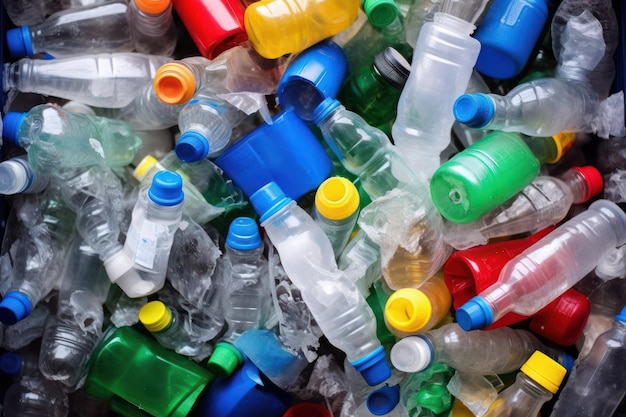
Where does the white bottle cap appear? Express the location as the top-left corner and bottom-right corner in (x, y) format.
(390, 336), (433, 373)
(0, 159), (29, 194)
(103, 251), (155, 298)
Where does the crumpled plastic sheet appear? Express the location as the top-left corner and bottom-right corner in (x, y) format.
(2, 302), (51, 351)
(446, 372), (502, 417)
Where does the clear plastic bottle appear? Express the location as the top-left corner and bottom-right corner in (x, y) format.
(2, 0), (109, 26)
(403, 0), (440, 47)
(456, 200), (626, 330)
(3, 53), (171, 108)
(338, 229), (382, 297)
(549, 305), (626, 417)
(311, 176), (360, 259)
(0, 346), (40, 379)
(153, 56), (216, 105)
(483, 351), (567, 417)
(391, 0), (488, 179)
(0, 154), (49, 195)
(3, 377), (69, 417)
(390, 322), (572, 375)
(1, 104), (142, 175)
(444, 166), (605, 250)
(128, 0), (177, 56)
(250, 181), (392, 386)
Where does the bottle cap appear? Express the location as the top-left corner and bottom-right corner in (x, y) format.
(134, 0), (170, 14)
(154, 63), (197, 105)
(390, 335), (433, 373)
(175, 131), (210, 162)
(384, 288), (433, 334)
(0, 159), (30, 194)
(0, 291), (33, 325)
(283, 403), (332, 417)
(615, 305), (626, 323)
(373, 47), (411, 90)
(350, 346), (392, 386)
(206, 342), (245, 378)
(453, 94), (494, 128)
(6, 26), (34, 58)
(148, 171), (184, 206)
(250, 182), (292, 223)
(546, 132), (576, 164)
(0, 352), (22, 375)
(361, 0), (398, 28)
(315, 177), (360, 221)
(366, 384), (400, 415)
(2, 112), (28, 146)
(520, 351), (567, 394)
(571, 166), (604, 202)
(455, 296), (493, 330)
(226, 217), (262, 250)
(139, 301), (172, 332)
(132, 155), (159, 181)
(415, 384), (451, 414)
(312, 98), (342, 126)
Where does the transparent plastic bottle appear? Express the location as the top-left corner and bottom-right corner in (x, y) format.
(0, 154), (49, 195)
(390, 322), (572, 375)
(128, 0), (177, 56)
(3, 377), (69, 417)
(3, 53), (171, 108)
(403, 0), (440, 47)
(338, 229), (382, 297)
(444, 166), (605, 250)
(311, 176), (360, 259)
(483, 351), (567, 417)
(3, 0), (109, 26)
(391, 0), (488, 179)
(250, 181), (392, 386)
(1, 104), (142, 175)
(549, 305), (626, 417)
(456, 200), (626, 330)
(0, 347), (40, 379)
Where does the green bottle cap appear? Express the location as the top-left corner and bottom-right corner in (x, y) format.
(361, 0), (398, 28)
(206, 342), (245, 378)
(415, 384), (452, 414)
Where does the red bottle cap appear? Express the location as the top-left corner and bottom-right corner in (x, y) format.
(571, 165), (604, 203)
(530, 288), (590, 346)
(283, 403), (332, 417)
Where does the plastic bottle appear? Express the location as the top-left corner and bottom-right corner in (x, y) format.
(443, 165), (604, 249)
(128, 0), (177, 56)
(250, 181), (392, 386)
(0, 347), (40, 379)
(483, 351), (567, 417)
(206, 217), (271, 378)
(153, 56), (217, 105)
(403, 0), (440, 47)
(3, 53), (171, 108)
(2, 0), (109, 26)
(120, 171), (184, 297)
(2, 377), (69, 417)
(390, 322), (572, 375)
(391, 0), (489, 179)
(549, 304), (626, 417)
(456, 199), (626, 330)
(429, 131), (567, 224)
(384, 273), (451, 337)
(243, 0), (361, 59)
(312, 97), (451, 290)
(0, 154), (49, 195)
(1, 104), (142, 175)
(339, 230), (382, 297)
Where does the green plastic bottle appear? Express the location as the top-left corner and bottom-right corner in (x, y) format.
(83, 326), (214, 417)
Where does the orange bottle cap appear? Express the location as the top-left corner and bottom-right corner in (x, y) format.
(134, 0), (171, 14)
(154, 63), (197, 105)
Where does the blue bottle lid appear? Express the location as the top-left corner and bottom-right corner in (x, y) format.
(148, 171), (184, 206)
(455, 296), (494, 331)
(175, 131), (210, 162)
(453, 94), (495, 128)
(366, 384), (400, 416)
(6, 26), (34, 59)
(350, 346), (392, 386)
(250, 182), (292, 223)
(226, 217), (262, 250)
(0, 291), (33, 325)
(615, 305), (626, 323)
(558, 353), (575, 373)
(312, 98), (341, 126)
(0, 352), (22, 375)
(2, 112), (28, 147)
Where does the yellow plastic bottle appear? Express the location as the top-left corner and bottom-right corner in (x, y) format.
(244, 0), (360, 58)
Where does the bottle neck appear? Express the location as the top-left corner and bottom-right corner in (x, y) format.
(433, 12), (476, 36)
(557, 169), (589, 204)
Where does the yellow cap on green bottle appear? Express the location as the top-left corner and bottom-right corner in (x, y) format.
(139, 301), (172, 332)
(521, 351), (567, 394)
(384, 288), (433, 334)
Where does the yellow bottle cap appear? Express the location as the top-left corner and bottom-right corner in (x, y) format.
(384, 288), (432, 334)
(520, 351), (567, 394)
(154, 63), (197, 105)
(315, 176), (360, 221)
(139, 301), (172, 332)
(134, 0), (170, 14)
(133, 155), (159, 181)
(546, 131), (576, 164)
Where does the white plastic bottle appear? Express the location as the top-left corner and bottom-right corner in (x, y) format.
(128, 0), (177, 56)
(0, 154), (49, 195)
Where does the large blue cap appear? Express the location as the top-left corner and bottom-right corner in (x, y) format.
(226, 217), (262, 250)
(0, 352), (22, 375)
(0, 291), (33, 325)
(277, 40), (348, 121)
(2, 112), (28, 146)
(367, 384), (400, 416)
(249, 182), (292, 223)
(351, 346), (392, 386)
(453, 94), (495, 128)
(6, 26), (34, 59)
(148, 171), (184, 206)
(175, 131), (210, 162)
(456, 296), (493, 331)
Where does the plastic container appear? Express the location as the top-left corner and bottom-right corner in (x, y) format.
(128, 0), (177, 56)
(0, 154), (49, 195)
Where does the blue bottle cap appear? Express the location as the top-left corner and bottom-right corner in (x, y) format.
(2, 112), (28, 147)
(456, 296), (493, 330)
(453, 94), (495, 128)
(558, 352), (575, 373)
(350, 346), (392, 386)
(249, 182), (292, 223)
(366, 384), (400, 416)
(312, 98), (341, 126)
(226, 217), (262, 250)
(175, 131), (210, 162)
(276, 40), (348, 121)
(6, 26), (34, 58)
(0, 291), (33, 325)
(0, 352), (22, 375)
(615, 305), (626, 323)
(148, 171), (184, 206)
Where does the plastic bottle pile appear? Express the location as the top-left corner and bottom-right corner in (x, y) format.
(1, 0), (626, 415)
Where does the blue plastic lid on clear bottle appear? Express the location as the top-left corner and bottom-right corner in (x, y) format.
(350, 346), (392, 386)
(6, 26), (34, 58)
(148, 171), (184, 206)
(0, 290), (33, 325)
(312, 98), (341, 126)
(0, 352), (22, 375)
(226, 217), (262, 250)
(453, 94), (495, 128)
(175, 131), (210, 162)
(276, 40), (348, 121)
(249, 182), (293, 224)
(367, 384), (401, 416)
(455, 296), (494, 331)
(2, 112), (28, 146)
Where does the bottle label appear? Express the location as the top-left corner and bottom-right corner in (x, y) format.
(126, 220), (158, 270)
